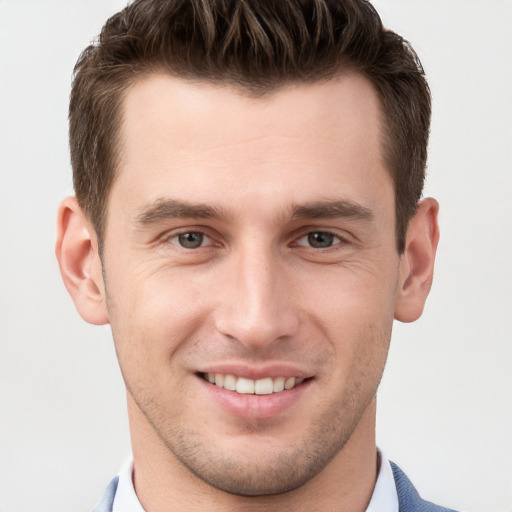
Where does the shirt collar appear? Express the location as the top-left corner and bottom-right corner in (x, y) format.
(113, 449), (398, 512)
(366, 450), (399, 512)
(112, 455), (145, 512)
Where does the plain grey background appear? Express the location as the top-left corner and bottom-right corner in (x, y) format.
(0, 1), (511, 511)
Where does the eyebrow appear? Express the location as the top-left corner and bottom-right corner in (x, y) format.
(135, 198), (373, 226)
(290, 200), (373, 222)
(135, 199), (232, 226)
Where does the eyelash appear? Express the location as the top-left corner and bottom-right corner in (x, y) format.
(164, 229), (348, 251)
(167, 230), (215, 249)
(294, 231), (345, 250)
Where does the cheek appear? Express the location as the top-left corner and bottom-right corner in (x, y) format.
(295, 262), (397, 374)
(105, 264), (214, 382)
(296, 258), (399, 328)
(107, 253), (212, 328)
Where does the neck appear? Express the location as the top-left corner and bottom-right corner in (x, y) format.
(128, 395), (379, 512)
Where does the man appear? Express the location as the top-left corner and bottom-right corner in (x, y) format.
(55, 0), (455, 510)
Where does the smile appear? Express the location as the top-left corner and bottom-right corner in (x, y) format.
(202, 373), (305, 395)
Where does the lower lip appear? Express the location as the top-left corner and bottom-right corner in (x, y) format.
(198, 376), (312, 420)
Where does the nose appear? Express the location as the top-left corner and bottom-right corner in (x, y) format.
(214, 244), (299, 350)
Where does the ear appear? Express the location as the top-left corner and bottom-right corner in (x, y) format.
(55, 197), (109, 325)
(394, 198), (440, 323)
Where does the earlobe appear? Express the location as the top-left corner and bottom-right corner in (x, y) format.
(55, 197), (109, 325)
(394, 198), (440, 323)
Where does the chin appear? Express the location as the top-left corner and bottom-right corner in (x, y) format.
(166, 422), (350, 497)
(183, 456), (322, 497)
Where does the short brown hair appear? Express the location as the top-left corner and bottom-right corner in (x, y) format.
(69, 0), (431, 253)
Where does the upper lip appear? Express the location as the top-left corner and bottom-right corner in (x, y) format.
(196, 363), (313, 380)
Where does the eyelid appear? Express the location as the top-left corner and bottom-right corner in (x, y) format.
(159, 226), (220, 248)
(291, 228), (351, 247)
(155, 225), (352, 250)
(171, 231), (212, 248)
(296, 232), (342, 248)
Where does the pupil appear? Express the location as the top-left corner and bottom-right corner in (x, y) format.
(179, 232), (203, 248)
(308, 232), (334, 248)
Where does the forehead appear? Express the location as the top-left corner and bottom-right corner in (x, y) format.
(120, 71), (384, 156)
(111, 72), (390, 222)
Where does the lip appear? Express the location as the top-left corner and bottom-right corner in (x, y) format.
(197, 363), (312, 381)
(196, 370), (313, 420)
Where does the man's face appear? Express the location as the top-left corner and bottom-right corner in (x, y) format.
(102, 73), (403, 495)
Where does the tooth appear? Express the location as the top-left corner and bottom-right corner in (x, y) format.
(284, 377), (296, 390)
(236, 377), (255, 394)
(255, 378), (274, 395)
(206, 373), (301, 393)
(273, 377), (285, 392)
(223, 374), (237, 391)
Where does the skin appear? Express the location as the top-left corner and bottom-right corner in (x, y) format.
(56, 72), (439, 512)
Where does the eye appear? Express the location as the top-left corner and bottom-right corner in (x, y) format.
(171, 231), (211, 249)
(296, 231), (340, 249)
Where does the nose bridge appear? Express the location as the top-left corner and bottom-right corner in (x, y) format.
(215, 239), (298, 348)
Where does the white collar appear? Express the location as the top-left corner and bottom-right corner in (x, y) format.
(113, 449), (398, 512)
(366, 450), (399, 512)
(112, 455), (145, 512)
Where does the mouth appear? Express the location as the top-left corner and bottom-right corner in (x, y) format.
(200, 373), (308, 395)
(197, 369), (314, 420)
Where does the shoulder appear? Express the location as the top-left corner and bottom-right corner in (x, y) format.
(92, 475), (119, 512)
(391, 462), (461, 512)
